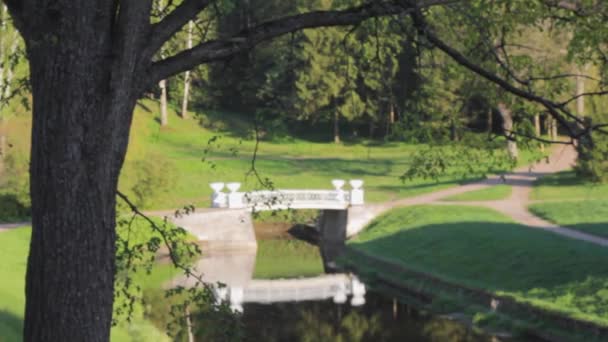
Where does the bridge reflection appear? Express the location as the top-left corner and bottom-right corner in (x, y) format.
(168, 239), (365, 313)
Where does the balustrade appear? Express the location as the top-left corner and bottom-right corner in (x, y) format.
(208, 179), (365, 209)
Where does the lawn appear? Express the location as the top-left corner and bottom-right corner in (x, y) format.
(527, 171), (608, 238)
(1, 99), (544, 217)
(442, 184), (511, 202)
(530, 171), (608, 201)
(0, 227), (185, 342)
(253, 239), (324, 279)
(348, 205), (608, 327)
(530, 200), (608, 238)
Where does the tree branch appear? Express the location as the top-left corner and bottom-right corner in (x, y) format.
(409, 9), (585, 137)
(142, 0), (214, 62)
(145, 0), (455, 85)
(558, 90), (608, 107)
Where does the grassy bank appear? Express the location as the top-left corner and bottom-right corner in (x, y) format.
(0, 226), (188, 342)
(443, 184), (511, 202)
(1, 100), (543, 220)
(253, 239), (324, 279)
(528, 171), (608, 238)
(346, 205), (608, 332)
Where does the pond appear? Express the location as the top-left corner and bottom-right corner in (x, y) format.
(149, 225), (520, 342)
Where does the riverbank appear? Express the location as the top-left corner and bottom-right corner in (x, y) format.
(340, 205), (608, 341)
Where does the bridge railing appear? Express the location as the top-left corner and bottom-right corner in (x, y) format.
(209, 179), (364, 209)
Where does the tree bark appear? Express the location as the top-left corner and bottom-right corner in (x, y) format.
(0, 118), (5, 173)
(534, 114), (541, 136)
(15, 2), (149, 340)
(487, 108), (493, 135)
(497, 102), (518, 159)
(180, 20), (194, 119)
(333, 111), (340, 143)
(160, 79), (168, 126)
(24, 47), (138, 342)
(576, 67), (585, 121)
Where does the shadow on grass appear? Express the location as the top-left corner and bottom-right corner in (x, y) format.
(533, 171), (589, 187)
(0, 310), (23, 341)
(350, 221), (608, 320)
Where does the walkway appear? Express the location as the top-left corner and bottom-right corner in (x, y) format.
(383, 145), (608, 247)
(2, 145), (605, 248)
(0, 221), (29, 232)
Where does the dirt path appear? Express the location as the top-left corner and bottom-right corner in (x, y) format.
(0, 222), (30, 232)
(3, 144), (604, 247)
(394, 144), (608, 247)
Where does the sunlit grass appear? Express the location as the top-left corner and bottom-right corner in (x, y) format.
(442, 184), (511, 202)
(349, 205), (608, 326)
(531, 171), (608, 201)
(253, 239), (324, 279)
(0, 226), (184, 342)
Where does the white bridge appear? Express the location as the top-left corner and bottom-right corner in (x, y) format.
(217, 274), (367, 312)
(209, 179), (364, 210)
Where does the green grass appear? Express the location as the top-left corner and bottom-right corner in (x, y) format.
(0, 227), (182, 341)
(530, 200), (608, 238)
(0, 228), (29, 342)
(253, 239), (324, 279)
(1, 99), (542, 213)
(528, 171), (608, 238)
(531, 171), (608, 201)
(349, 205), (608, 326)
(443, 184), (512, 202)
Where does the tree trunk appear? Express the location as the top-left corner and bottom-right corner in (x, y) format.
(181, 20), (194, 119)
(0, 118), (5, 173)
(450, 118), (458, 141)
(333, 111), (340, 143)
(552, 118), (558, 140)
(160, 79), (168, 126)
(534, 114), (541, 136)
(186, 307), (195, 342)
(576, 67), (585, 122)
(497, 102), (518, 159)
(385, 103), (395, 138)
(20, 4), (142, 340)
(487, 108), (493, 135)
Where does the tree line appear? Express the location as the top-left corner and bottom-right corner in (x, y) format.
(155, 0), (608, 149)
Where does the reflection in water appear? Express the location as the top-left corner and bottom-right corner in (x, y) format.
(240, 292), (491, 342)
(155, 236), (495, 341)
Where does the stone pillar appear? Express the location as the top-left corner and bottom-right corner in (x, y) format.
(229, 286), (244, 313)
(226, 182), (243, 208)
(318, 209), (348, 272)
(331, 179), (345, 203)
(349, 179), (364, 205)
(210, 182), (227, 208)
(350, 276), (366, 306)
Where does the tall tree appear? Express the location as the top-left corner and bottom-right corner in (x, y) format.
(2, 1), (447, 340)
(3, 0), (607, 341)
(180, 20), (194, 119)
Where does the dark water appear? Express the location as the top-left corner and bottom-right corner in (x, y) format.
(241, 292), (492, 342)
(152, 235), (506, 341)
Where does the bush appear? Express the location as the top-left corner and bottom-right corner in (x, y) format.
(390, 120), (450, 144)
(575, 133), (608, 183)
(0, 149), (31, 221)
(125, 154), (177, 208)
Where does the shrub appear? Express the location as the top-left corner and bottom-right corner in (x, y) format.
(127, 154), (177, 208)
(575, 133), (608, 183)
(0, 149), (31, 220)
